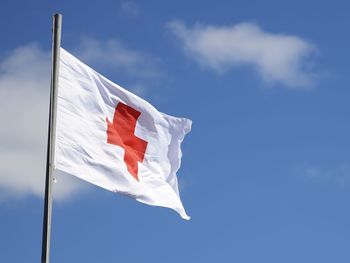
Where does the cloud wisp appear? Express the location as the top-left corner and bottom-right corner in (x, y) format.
(120, 1), (140, 17)
(302, 164), (350, 187)
(0, 38), (160, 201)
(167, 20), (317, 88)
(76, 38), (161, 80)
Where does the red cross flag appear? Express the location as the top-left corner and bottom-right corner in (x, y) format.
(55, 48), (191, 220)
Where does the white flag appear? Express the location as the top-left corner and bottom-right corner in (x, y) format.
(55, 48), (191, 219)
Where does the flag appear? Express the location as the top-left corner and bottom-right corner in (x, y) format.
(55, 48), (191, 219)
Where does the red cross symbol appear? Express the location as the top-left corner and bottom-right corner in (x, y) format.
(106, 102), (148, 181)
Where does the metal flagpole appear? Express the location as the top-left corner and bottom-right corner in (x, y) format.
(41, 13), (62, 263)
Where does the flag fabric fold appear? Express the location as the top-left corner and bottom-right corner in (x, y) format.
(55, 48), (191, 219)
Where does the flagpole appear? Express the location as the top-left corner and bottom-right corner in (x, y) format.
(41, 13), (62, 263)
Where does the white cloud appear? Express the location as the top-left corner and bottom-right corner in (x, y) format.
(167, 20), (317, 88)
(0, 44), (86, 201)
(0, 38), (157, 201)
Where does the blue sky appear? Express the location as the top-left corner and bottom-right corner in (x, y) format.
(1, 0), (350, 262)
